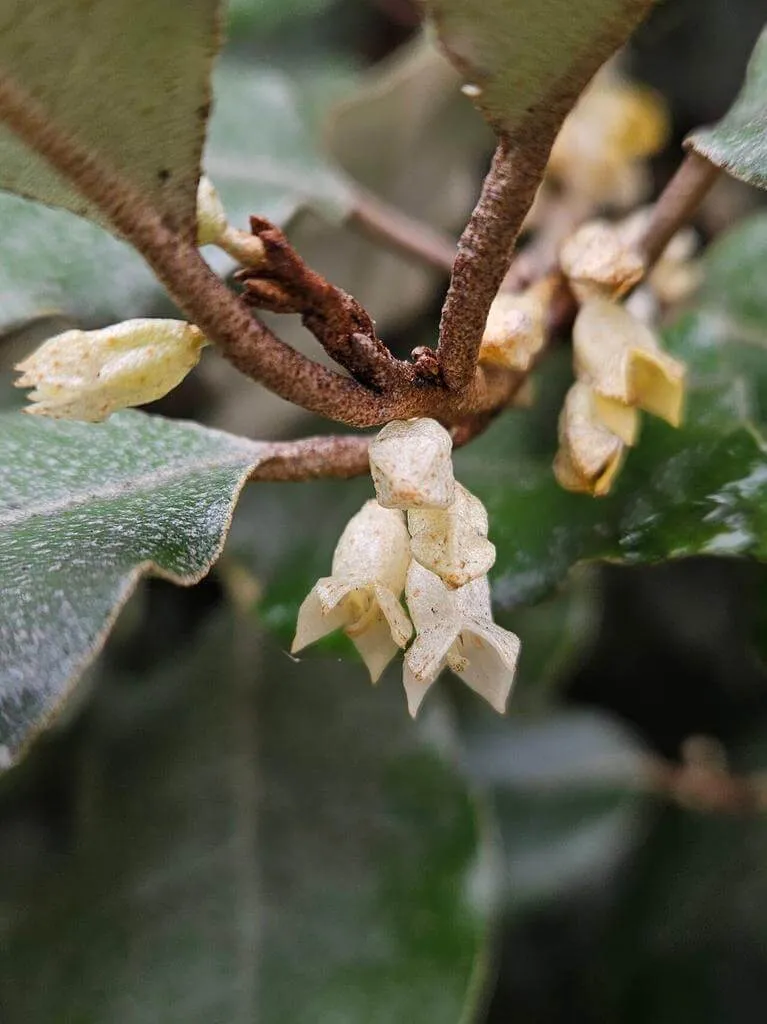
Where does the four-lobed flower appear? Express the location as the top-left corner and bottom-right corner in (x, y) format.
(292, 500), (413, 683)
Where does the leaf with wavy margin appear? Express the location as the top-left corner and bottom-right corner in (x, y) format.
(0, 409), (267, 765)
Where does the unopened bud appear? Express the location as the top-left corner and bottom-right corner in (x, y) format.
(196, 175), (228, 246)
(369, 418), (455, 510)
(560, 220), (646, 302)
(15, 319), (207, 422)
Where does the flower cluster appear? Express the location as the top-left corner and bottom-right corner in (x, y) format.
(292, 418), (520, 716)
(554, 218), (688, 496)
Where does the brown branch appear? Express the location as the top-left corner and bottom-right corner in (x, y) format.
(347, 186), (456, 273)
(436, 135), (551, 392)
(239, 217), (402, 390)
(639, 150), (722, 266)
(0, 72), (521, 429)
(250, 435), (371, 481)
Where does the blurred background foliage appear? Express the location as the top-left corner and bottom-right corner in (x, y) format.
(1, 0), (767, 1021)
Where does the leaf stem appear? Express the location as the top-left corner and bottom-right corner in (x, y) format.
(436, 136), (550, 391)
(0, 72), (517, 429)
(639, 150), (721, 266)
(348, 185), (456, 273)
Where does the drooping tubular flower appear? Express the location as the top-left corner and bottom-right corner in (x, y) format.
(369, 417), (455, 510)
(573, 296), (686, 428)
(479, 279), (554, 372)
(553, 381), (637, 496)
(403, 561), (520, 717)
(14, 319), (207, 422)
(547, 66), (668, 209)
(408, 482), (496, 589)
(292, 500), (413, 683)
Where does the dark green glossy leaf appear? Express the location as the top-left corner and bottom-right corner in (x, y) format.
(688, 26), (767, 190)
(0, 410), (266, 765)
(0, 614), (495, 1023)
(461, 710), (650, 910)
(599, 721), (767, 1022)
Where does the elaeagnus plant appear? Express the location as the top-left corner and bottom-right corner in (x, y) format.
(0, 6), (766, 763)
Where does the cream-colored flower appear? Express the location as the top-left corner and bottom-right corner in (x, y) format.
(554, 382), (635, 497)
(573, 296), (685, 427)
(408, 482), (496, 589)
(15, 319), (207, 422)
(292, 500), (413, 683)
(403, 561), (520, 717)
(479, 280), (553, 371)
(548, 67), (668, 208)
(559, 220), (646, 303)
(369, 418), (455, 510)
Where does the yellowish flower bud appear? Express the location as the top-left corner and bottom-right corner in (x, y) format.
(573, 296), (685, 427)
(479, 281), (552, 371)
(196, 175), (265, 267)
(196, 175), (228, 246)
(559, 220), (646, 303)
(554, 382), (632, 497)
(403, 561), (520, 717)
(14, 319), (207, 422)
(408, 482), (496, 589)
(369, 418), (455, 510)
(292, 500), (413, 683)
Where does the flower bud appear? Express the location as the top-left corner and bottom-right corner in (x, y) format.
(369, 418), (455, 510)
(560, 220), (646, 303)
(15, 319), (207, 422)
(292, 500), (413, 683)
(548, 68), (668, 208)
(196, 175), (228, 246)
(408, 482), (496, 589)
(403, 561), (520, 717)
(479, 282), (551, 371)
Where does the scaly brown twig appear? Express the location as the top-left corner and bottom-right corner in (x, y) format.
(436, 135), (551, 391)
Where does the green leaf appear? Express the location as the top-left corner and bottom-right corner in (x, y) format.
(599, 723), (767, 1021)
(0, 409), (267, 765)
(0, 614), (495, 1023)
(0, 48), (353, 336)
(0, 193), (165, 335)
(461, 710), (650, 910)
(205, 58), (353, 235)
(0, 0), (221, 236)
(227, 0), (339, 35)
(687, 26), (767, 190)
(424, 0), (656, 137)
